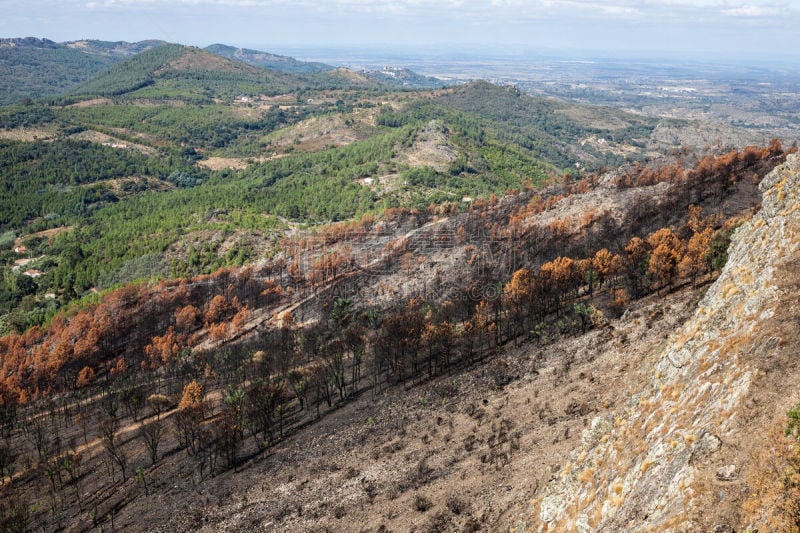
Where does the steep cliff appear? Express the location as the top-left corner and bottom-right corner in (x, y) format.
(530, 153), (800, 531)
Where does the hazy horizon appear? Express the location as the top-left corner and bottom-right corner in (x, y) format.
(3, 0), (799, 66)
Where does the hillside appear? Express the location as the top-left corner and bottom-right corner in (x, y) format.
(223, 147), (797, 532)
(528, 153), (800, 531)
(363, 66), (448, 90)
(204, 45), (446, 90)
(0, 38), (363, 105)
(432, 81), (659, 169)
(315, 67), (382, 88)
(71, 43), (304, 100)
(0, 38), (166, 105)
(0, 64), (785, 342)
(205, 43), (333, 73)
(1, 37), (799, 531)
(64, 39), (169, 58)
(0, 77), (564, 329)
(0, 134), (791, 531)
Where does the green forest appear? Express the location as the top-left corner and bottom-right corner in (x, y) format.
(0, 42), (663, 336)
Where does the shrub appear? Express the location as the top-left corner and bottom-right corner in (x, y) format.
(446, 494), (469, 515)
(413, 494), (433, 512)
(76, 366), (96, 388)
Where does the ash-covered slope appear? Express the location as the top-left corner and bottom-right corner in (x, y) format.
(529, 154), (800, 531)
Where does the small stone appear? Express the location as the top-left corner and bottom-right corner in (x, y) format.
(699, 433), (721, 454)
(713, 525), (734, 533)
(716, 465), (737, 481)
(690, 433), (722, 465)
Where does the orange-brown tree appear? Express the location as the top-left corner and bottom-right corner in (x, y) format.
(75, 366), (96, 388)
(503, 268), (534, 343)
(175, 305), (202, 332)
(591, 248), (623, 290)
(144, 327), (185, 369)
(647, 228), (684, 291)
(624, 236), (650, 298)
(204, 294), (231, 326)
(680, 227), (715, 284)
(175, 380), (205, 454)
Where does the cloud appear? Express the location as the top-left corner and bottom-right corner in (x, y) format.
(722, 5), (783, 17)
(9, 0), (797, 50)
(561, 1), (643, 17)
(73, 0), (795, 19)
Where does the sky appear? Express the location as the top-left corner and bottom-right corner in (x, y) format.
(2, 0), (799, 61)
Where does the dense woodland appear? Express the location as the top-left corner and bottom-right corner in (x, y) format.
(0, 40), (115, 105)
(1, 79), (638, 332)
(0, 38), (166, 105)
(434, 81), (659, 169)
(0, 139), (205, 228)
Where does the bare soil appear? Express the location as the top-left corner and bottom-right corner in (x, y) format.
(198, 157), (252, 171)
(14, 225), (73, 247)
(69, 129), (157, 154)
(400, 121), (457, 172)
(115, 285), (705, 533)
(66, 98), (115, 108)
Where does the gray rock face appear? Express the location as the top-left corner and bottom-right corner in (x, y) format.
(532, 155), (800, 531)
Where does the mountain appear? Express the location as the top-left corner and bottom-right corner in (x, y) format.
(205, 43), (333, 74)
(363, 65), (447, 89)
(314, 66), (381, 88)
(71, 43), (304, 100)
(436, 80), (656, 138)
(71, 44), (396, 101)
(0, 39), (332, 105)
(431, 80), (660, 168)
(124, 149), (796, 533)
(0, 38), (166, 104)
(64, 39), (169, 58)
(0, 38), (438, 105)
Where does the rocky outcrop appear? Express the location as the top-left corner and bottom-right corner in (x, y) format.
(528, 154), (800, 531)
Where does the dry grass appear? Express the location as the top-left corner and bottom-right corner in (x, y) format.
(69, 129), (157, 155)
(0, 127), (54, 141)
(197, 156), (251, 171)
(741, 421), (800, 532)
(261, 113), (362, 154)
(66, 97), (115, 108)
(14, 225), (73, 247)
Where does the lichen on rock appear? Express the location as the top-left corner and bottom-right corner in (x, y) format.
(533, 154), (800, 531)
